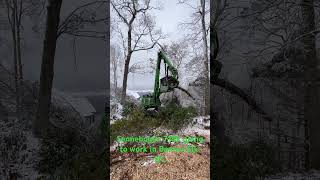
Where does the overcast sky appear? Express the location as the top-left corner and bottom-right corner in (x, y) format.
(7, 0), (109, 92)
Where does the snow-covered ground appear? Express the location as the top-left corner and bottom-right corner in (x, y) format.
(110, 101), (123, 124)
(14, 131), (41, 179)
(0, 117), (41, 179)
(263, 170), (320, 180)
(179, 116), (210, 141)
(110, 89), (152, 124)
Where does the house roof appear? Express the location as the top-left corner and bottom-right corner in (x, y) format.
(52, 89), (96, 117)
(69, 97), (96, 117)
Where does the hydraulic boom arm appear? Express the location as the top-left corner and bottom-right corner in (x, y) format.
(142, 51), (179, 109)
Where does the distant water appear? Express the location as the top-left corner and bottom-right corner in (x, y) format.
(65, 90), (154, 113)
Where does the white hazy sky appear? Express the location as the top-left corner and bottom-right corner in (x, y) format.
(112, 0), (198, 90)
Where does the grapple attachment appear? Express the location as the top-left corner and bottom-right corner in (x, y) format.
(160, 76), (179, 93)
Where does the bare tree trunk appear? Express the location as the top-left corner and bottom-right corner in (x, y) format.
(300, 0), (320, 170)
(121, 26), (132, 104)
(17, 21), (23, 81)
(34, 0), (62, 137)
(16, 24), (23, 117)
(9, 1), (20, 119)
(113, 60), (117, 92)
(5, 0), (24, 120)
(111, 46), (118, 92)
(15, 0), (23, 82)
(121, 52), (131, 104)
(210, 0), (225, 143)
(200, 0), (210, 115)
(15, 0), (23, 119)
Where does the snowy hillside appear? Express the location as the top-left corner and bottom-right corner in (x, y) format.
(179, 116), (210, 140)
(110, 101), (123, 124)
(264, 171), (320, 180)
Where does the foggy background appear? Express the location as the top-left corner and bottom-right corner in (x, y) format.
(1, 0), (108, 93)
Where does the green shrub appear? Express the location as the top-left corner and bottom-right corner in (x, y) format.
(38, 128), (81, 175)
(56, 151), (107, 180)
(39, 126), (107, 179)
(100, 113), (109, 139)
(110, 103), (198, 143)
(158, 102), (197, 131)
(122, 101), (137, 117)
(212, 137), (281, 180)
(111, 107), (161, 142)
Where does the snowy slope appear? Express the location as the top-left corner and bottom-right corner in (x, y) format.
(110, 101), (123, 124)
(179, 116), (210, 141)
(0, 118), (42, 179)
(264, 171), (320, 180)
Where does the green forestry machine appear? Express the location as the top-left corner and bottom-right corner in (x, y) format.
(141, 50), (193, 111)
